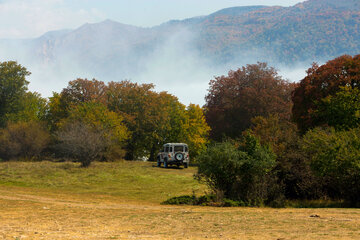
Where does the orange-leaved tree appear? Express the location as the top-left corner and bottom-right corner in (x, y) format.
(292, 54), (360, 133)
(205, 62), (295, 141)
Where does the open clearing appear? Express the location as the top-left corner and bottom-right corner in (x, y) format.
(0, 161), (359, 239)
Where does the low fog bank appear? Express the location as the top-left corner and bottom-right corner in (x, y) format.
(0, 28), (311, 106)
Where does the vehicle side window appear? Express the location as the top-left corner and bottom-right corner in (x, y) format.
(165, 146), (169, 152)
(169, 147), (173, 152)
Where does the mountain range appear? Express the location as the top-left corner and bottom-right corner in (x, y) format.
(0, 0), (359, 104)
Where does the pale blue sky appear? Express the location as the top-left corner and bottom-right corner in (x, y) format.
(0, 0), (304, 38)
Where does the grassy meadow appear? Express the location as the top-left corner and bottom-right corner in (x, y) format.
(0, 161), (205, 203)
(0, 161), (360, 239)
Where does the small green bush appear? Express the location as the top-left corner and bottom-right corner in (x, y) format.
(162, 194), (217, 206)
(162, 195), (257, 207)
(223, 198), (246, 207)
(197, 194), (216, 205)
(162, 195), (196, 205)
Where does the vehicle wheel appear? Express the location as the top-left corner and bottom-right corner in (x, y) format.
(175, 153), (184, 161)
(164, 159), (168, 168)
(184, 162), (188, 168)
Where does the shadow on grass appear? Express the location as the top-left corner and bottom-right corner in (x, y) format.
(151, 164), (186, 170)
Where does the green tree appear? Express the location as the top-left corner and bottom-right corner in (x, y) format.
(46, 78), (108, 132)
(146, 93), (188, 161)
(303, 127), (360, 203)
(107, 81), (187, 160)
(46, 92), (69, 132)
(0, 61), (31, 127)
(315, 86), (360, 130)
(6, 92), (47, 123)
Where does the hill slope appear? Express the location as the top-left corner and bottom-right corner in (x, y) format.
(27, 0), (360, 65)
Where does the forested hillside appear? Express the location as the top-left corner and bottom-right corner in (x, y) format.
(1, 0), (359, 80)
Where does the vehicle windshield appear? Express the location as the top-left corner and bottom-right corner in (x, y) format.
(174, 146), (184, 152)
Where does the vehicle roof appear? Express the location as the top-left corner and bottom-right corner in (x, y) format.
(163, 143), (188, 146)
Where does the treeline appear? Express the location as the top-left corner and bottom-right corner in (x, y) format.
(196, 55), (360, 206)
(0, 63), (210, 166)
(1, 54), (360, 206)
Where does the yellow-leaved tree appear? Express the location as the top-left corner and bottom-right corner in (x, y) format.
(184, 104), (210, 160)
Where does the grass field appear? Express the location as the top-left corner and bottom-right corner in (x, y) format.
(0, 161), (205, 203)
(0, 161), (359, 239)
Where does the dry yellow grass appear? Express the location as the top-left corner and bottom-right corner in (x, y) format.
(0, 162), (360, 239)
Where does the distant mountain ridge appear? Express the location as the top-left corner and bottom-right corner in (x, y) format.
(1, 0), (360, 83)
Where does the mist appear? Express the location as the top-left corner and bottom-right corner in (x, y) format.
(0, 25), (311, 106)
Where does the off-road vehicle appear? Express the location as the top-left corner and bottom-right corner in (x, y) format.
(157, 143), (189, 168)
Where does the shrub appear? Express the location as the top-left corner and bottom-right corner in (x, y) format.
(162, 195), (250, 207)
(197, 194), (216, 205)
(0, 121), (50, 160)
(54, 102), (129, 164)
(54, 121), (108, 167)
(196, 135), (279, 205)
(162, 195), (196, 205)
(162, 194), (217, 206)
(247, 115), (324, 200)
(223, 198), (246, 207)
(302, 127), (360, 204)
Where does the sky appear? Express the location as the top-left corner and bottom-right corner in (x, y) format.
(0, 0), (304, 39)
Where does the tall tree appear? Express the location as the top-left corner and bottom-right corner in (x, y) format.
(0, 61), (30, 127)
(184, 104), (210, 158)
(61, 78), (108, 105)
(292, 54), (360, 133)
(6, 92), (47, 123)
(205, 62), (295, 140)
(47, 78), (108, 132)
(107, 81), (165, 160)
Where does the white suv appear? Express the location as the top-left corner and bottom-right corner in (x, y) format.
(157, 143), (190, 168)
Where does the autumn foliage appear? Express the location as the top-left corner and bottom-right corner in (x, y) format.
(44, 79), (210, 163)
(205, 62), (295, 140)
(1, 56), (360, 205)
(292, 54), (360, 133)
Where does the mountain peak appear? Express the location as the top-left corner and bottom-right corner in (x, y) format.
(210, 6), (268, 17)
